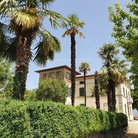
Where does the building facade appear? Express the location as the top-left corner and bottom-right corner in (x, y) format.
(36, 65), (134, 120)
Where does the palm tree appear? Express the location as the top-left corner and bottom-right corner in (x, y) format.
(0, 0), (66, 100)
(62, 13), (85, 106)
(98, 43), (128, 112)
(79, 62), (90, 106)
(94, 71), (100, 109)
(110, 59), (128, 111)
(98, 43), (119, 111)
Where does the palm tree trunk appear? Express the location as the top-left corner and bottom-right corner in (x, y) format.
(112, 80), (116, 112)
(107, 59), (113, 112)
(13, 35), (32, 100)
(70, 34), (76, 106)
(84, 70), (86, 106)
(108, 78), (113, 111)
(95, 71), (100, 109)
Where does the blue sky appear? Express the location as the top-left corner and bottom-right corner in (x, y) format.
(26, 0), (131, 90)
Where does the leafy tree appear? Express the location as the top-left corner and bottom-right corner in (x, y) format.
(62, 13), (85, 106)
(131, 89), (138, 110)
(108, 1), (138, 108)
(79, 62), (90, 106)
(35, 78), (69, 103)
(0, 0), (66, 100)
(98, 43), (128, 112)
(0, 57), (14, 98)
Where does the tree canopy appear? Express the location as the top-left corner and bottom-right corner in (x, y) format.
(35, 78), (69, 104)
(108, 1), (138, 89)
(79, 62), (90, 74)
(108, 1), (138, 109)
(98, 43), (128, 87)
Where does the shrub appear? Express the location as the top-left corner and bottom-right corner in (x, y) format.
(0, 100), (128, 138)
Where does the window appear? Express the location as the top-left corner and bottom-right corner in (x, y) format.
(126, 90), (128, 97)
(49, 72), (54, 78)
(124, 104), (127, 114)
(123, 87), (125, 96)
(80, 81), (84, 84)
(56, 71), (60, 78)
(79, 87), (84, 96)
(129, 106), (132, 114)
(66, 72), (71, 80)
(43, 73), (47, 79)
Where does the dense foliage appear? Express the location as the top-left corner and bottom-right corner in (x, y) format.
(35, 78), (69, 103)
(0, 100), (128, 138)
(0, 57), (13, 98)
(108, 0), (138, 109)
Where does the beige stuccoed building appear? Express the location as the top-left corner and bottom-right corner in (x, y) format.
(35, 65), (134, 120)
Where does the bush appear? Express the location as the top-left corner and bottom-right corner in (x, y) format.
(0, 100), (128, 138)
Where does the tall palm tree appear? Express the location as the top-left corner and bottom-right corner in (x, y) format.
(110, 59), (128, 111)
(0, 0), (66, 100)
(62, 13), (85, 106)
(79, 62), (90, 106)
(94, 71), (100, 109)
(98, 43), (119, 112)
(98, 43), (128, 112)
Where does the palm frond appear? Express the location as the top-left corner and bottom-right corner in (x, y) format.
(60, 19), (69, 29)
(0, 22), (15, 60)
(79, 62), (90, 73)
(0, 25), (17, 62)
(79, 32), (85, 38)
(38, 9), (67, 29)
(11, 9), (41, 31)
(62, 13), (85, 38)
(3, 37), (17, 62)
(39, 0), (55, 8)
(33, 30), (61, 66)
(67, 13), (85, 28)
(62, 29), (72, 37)
(0, 0), (19, 17)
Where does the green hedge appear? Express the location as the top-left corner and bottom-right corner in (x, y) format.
(0, 100), (128, 138)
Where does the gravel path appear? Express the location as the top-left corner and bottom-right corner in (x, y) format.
(124, 120), (138, 138)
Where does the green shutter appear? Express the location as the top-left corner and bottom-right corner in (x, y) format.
(79, 88), (84, 96)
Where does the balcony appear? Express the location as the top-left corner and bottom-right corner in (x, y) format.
(127, 97), (133, 104)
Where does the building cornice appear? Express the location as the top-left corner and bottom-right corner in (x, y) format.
(35, 65), (81, 75)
